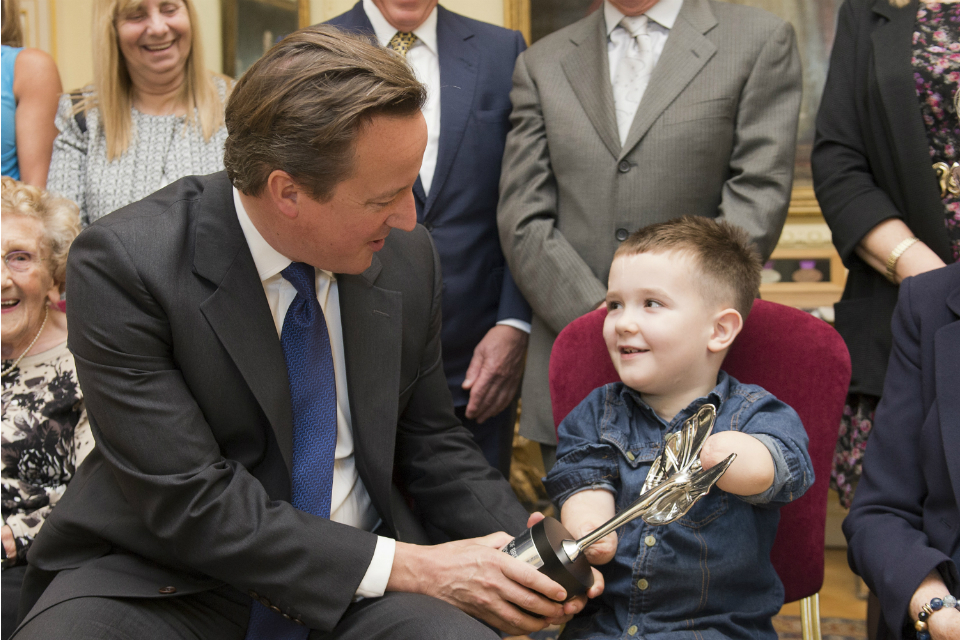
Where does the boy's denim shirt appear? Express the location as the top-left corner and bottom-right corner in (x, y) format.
(544, 371), (814, 640)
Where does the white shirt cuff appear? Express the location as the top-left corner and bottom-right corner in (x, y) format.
(354, 535), (396, 598)
(496, 319), (532, 334)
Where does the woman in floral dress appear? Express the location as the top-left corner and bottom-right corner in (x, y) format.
(1, 177), (92, 639)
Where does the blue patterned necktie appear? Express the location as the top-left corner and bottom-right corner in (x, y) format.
(245, 262), (338, 640)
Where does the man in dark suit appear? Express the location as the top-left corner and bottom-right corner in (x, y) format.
(326, 1), (531, 477)
(14, 26), (595, 640)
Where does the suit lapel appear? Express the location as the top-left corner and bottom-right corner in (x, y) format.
(620, 0), (717, 160)
(935, 284), (960, 508)
(423, 7), (479, 218)
(194, 175), (294, 472)
(338, 258), (403, 530)
(561, 11), (621, 160)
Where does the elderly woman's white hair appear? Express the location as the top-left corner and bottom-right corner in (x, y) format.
(1, 176), (81, 293)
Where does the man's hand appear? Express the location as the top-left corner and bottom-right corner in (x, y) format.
(525, 513), (605, 621)
(389, 533), (569, 635)
(462, 325), (528, 424)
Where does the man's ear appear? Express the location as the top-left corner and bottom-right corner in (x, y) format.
(708, 308), (743, 354)
(265, 170), (300, 220)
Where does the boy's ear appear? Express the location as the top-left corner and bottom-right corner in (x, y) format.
(707, 308), (743, 354)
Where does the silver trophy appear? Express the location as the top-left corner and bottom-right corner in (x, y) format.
(502, 404), (736, 597)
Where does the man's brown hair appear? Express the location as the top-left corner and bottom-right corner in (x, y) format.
(223, 25), (426, 200)
(614, 216), (763, 319)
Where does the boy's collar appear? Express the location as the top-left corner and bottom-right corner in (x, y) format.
(623, 371), (731, 429)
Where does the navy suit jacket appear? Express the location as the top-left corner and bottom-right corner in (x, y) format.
(844, 263), (960, 640)
(326, 3), (531, 406)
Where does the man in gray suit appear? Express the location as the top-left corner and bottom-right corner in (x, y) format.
(15, 26), (596, 640)
(498, 0), (802, 468)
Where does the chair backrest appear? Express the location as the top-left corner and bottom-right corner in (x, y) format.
(548, 299), (850, 603)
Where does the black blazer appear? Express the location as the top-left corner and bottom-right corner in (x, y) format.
(326, 4), (532, 405)
(843, 263), (960, 640)
(812, 0), (952, 397)
(20, 173), (529, 631)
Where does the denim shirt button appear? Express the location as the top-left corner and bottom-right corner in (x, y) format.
(628, 625), (639, 635)
(626, 451), (636, 461)
(637, 578), (649, 590)
(644, 535), (656, 547)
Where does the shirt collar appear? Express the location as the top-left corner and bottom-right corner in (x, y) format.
(362, 0), (438, 56)
(604, 0), (683, 34)
(233, 187), (335, 283)
(622, 369), (731, 428)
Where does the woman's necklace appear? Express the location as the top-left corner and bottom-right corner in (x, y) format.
(1, 307), (49, 377)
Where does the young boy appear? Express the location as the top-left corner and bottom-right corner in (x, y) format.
(544, 216), (814, 640)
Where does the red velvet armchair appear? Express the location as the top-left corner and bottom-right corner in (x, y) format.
(548, 299), (851, 640)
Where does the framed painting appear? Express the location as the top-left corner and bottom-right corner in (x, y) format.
(503, 0), (844, 217)
(221, 0), (310, 78)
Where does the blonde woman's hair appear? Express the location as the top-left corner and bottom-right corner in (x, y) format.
(1, 176), (81, 293)
(76, 0), (227, 160)
(888, 0), (910, 7)
(2, 0), (24, 47)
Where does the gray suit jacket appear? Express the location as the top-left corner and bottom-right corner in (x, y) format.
(21, 172), (529, 631)
(497, 0), (801, 444)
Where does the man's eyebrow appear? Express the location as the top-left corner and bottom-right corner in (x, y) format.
(366, 185), (407, 203)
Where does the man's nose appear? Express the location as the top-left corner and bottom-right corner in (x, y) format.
(387, 191), (418, 232)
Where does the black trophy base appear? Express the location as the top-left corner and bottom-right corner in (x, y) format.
(501, 517), (593, 598)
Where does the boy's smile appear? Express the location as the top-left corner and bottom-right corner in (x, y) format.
(603, 250), (733, 419)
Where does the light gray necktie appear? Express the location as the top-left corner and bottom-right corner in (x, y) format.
(612, 15), (653, 146)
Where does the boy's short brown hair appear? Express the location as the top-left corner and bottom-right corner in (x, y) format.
(614, 216), (763, 318)
(223, 25), (426, 200)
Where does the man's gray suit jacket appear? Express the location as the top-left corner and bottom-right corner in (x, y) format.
(20, 172), (529, 631)
(497, 0), (802, 445)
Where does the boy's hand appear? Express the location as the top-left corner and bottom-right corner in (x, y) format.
(558, 490), (618, 565)
(701, 431), (775, 496)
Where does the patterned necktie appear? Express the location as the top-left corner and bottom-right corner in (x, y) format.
(387, 31), (418, 57)
(245, 262), (338, 640)
(612, 15), (653, 146)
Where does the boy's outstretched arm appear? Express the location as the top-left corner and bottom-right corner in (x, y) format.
(560, 489), (618, 565)
(700, 432), (775, 496)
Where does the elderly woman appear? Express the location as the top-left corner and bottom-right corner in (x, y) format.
(47, 0), (230, 225)
(1, 177), (92, 640)
(844, 263), (960, 640)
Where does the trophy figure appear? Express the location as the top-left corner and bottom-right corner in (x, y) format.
(502, 404), (736, 597)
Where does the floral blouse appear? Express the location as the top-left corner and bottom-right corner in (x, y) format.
(2, 341), (94, 562)
(913, 1), (960, 262)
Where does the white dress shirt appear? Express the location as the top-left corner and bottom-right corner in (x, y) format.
(605, 0), (683, 135)
(362, 0), (530, 335)
(234, 188), (395, 599)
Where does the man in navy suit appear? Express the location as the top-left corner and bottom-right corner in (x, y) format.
(326, 1), (531, 478)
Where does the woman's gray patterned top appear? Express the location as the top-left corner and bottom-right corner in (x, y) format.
(47, 75), (229, 226)
(2, 341), (94, 560)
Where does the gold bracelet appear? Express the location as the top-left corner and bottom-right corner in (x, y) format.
(885, 236), (920, 284)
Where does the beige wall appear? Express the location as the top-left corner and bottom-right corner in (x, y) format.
(48, 0), (504, 91)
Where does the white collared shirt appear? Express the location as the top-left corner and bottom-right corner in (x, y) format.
(605, 0), (683, 108)
(361, 0), (531, 335)
(234, 188), (395, 599)
(363, 0), (441, 196)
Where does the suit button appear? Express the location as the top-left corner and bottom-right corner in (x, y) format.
(294, 618), (306, 626)
(618, 160), (631, 173)
(248, 590), (258, 599)
(158, 586), (177, 594)
(282, 613), (291, 620)
(270, 605), (282, 613)
(616, 228), (629, 241)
